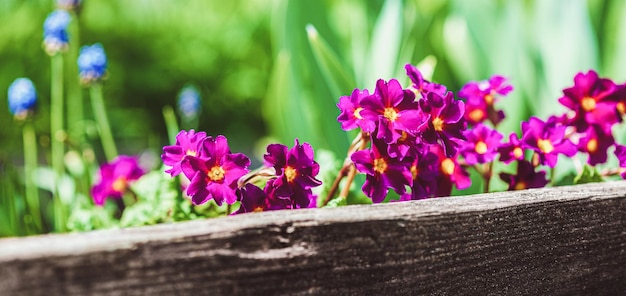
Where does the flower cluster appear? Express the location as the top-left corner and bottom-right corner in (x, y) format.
(162, 131), (322, 213)
(337, 67), (626, 203)
(337, 64), (470, 201)
(8, 78), (37, 120)
(91, 156), (145, 206)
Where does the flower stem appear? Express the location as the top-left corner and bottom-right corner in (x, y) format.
(162, 105), (180, 144)
(51, 53), (66, 232)
(66, 12), (83, 141)
(322, 132), (369, 206)
(23, 121), (42, 233)
(89, 83), (118, 161)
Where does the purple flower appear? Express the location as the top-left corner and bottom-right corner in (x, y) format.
(499, 160), (549, 190)
(337, 88), (376, 132)
(351, 136), (413, 203)
(460, 123), (503, 165)
(264, 139), (322, 208)
(403, 151), (439, 200)
(498, 132), (525, 164)
(43, 10), (70, 55)
(420, 91), (467, 157)
(360, 79), (427, 144)
(8, 78), (37, 120)
(91, 156), (145, 206)
(405, 63), (447, 98)
(181, 135), (250, 206)
(521, 116), (577, 168)
(233, 183), (292, 214)
(558, 70), (619, 132)
(614, 145), (626, 179)
(430, 145), (471, 196)
(161, 129), (207, 177)
(577, 125), (614, 166)
(459, 75), (511, 126)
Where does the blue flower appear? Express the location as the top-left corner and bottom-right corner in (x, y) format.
(78, 43), (108, 84)
(43, 10), (71, 55)
(8, 78), (37, 119)
(177, 84), (201, 119)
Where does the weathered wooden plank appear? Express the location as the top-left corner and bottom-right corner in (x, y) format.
(0, 181), (625, 295)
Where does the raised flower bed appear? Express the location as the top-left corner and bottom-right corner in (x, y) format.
(1, 181), (624, 295)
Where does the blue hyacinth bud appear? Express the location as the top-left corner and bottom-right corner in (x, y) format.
(43, 10), (71, 55)
(8, 78), (37, 120)
(177, 84), (201, 120)
(57, 0), (82, 11)
(78, 43), (108, 85)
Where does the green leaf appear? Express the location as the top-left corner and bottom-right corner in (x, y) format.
(306, 24), (356, 100)
(573, 165), (604, 185)
(323, 196), (347, 208)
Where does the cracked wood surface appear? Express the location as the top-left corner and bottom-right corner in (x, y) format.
(0, 181), (625, 295)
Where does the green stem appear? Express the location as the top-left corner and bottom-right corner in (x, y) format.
(23, 122), (42, 233)
(90, 84), (118, 161)
(162, 105), (180, 144)
(51, 54), (66, 232)
(66, 12), (83, 141)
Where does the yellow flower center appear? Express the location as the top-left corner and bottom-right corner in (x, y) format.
(410, 164), (418, 180)
(253, 206), (264, 212)
(618, 102), (626, 116)
(581, 96), (596, 112)
(383, 107), (399, 122)
(441, 158), (455, 176)
(513, 147), (524, 159)
(284, 166), (297, 183)
(484, 94), (494, 105)
(373, 158), (388, 174)
(111, 177), (127, 193)
(353, 107), (364, 120)
(468, 109), (485, 122)
(186, 150), (197, 157)
(475, 141), (488, 154)
(208, 166), (225, 182)
(586, 139), (598, 153)
(537, 139), (554, 154)
(432, 117), (444, 132)
(399, 131), (409, 142)
(514, 181), (527, 190)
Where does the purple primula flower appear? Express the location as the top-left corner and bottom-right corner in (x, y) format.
(385, 130), (426, 160)
(614, 145), (626, 179)
(264, 139), (322, 208)
(577, 124), (614, 166)
(420, 91), (467, 157)
(91, 156), (145, 206)
(161, 129), (207, 177)
(521, 116), (577, 168)
(459, 75), (511, 126)
(337, 88), (376, 132)
(460, 123), (503, 165)
(360, 79), (428, 144)
(430, 145), (471, 197)
(181, 135), (250, 206)
(558, 70), (619, 133)
(402, 151), (439, 200)
(498, 132), (525, 164)
(499, 160), (549, 190)
(405, 63), (447, 98)
(233, 183), (292, 214)
(351, 135), (413, 203)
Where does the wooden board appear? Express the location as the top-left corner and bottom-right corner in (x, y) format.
(1, 181), (625, 295)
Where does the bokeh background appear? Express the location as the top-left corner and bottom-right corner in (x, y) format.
(2, 0), (626, 208)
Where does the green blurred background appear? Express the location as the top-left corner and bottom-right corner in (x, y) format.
(2, 0), (626, 190)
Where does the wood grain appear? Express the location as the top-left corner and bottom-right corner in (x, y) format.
(0, 181), (625, 295)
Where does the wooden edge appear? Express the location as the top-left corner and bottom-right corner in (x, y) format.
(0, 180), (623, 260)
